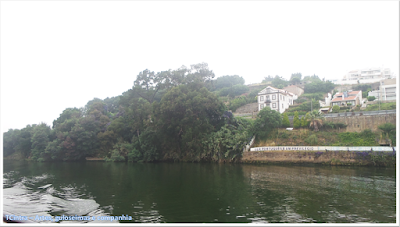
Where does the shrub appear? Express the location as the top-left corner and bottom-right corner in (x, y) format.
(282, 112), (291, 128)
(332, 105), (340, 113)
(367, 96), (376, 101)
(293, 111), (301, 128)
(305, 134), (318, 145)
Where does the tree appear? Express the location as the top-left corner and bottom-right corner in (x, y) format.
(282, 112), (291, 128)
(304, 80), (335, 93)
(290, 73), (302, 84)
(253, 107), (282, 140)
(203, 117), (252, 162)
(262, 75), (273, 83)
(332, 105), (340, 113)
(300, 115), (308, 128)
(214, 75), (245, 90)
(271, 75), (289, 88)
(217, 84), (249, 98)
(378, 123), (396, 146)
(293, 111), (301, 128)
(378, 123), (396, 135)
(153, 83), (226, 159)
(306, 110), (324, 131)
(30, 123), (51, 161)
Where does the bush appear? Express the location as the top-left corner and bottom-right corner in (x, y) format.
(332, 105), (340, 113)
(293, 111), (301, 128)
(229, 96), (252, 112)
(365, 102), (396, 111)
(305, 134), (318, 145)
(367, 96), (376, 101)
(282, 112), (291, 128)
(378, 123), (396, 146)
(253, 107), (282, 141)
(218, 85), (249, 97)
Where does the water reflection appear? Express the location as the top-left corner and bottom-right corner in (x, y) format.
(241, 165), (396, 223)
(3, 161), (396, 223)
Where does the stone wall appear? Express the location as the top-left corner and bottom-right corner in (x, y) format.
(242, 150), (368, 165)
(325, 113), (396, 132)
(234, 103), (258, 114)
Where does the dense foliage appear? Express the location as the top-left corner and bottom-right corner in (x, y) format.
(252, 107), (282, 141)
(3, 63), (255, 163)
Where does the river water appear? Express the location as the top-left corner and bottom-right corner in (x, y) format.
(2, 161), (396, 223)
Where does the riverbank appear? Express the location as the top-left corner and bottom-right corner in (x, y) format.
(241, 150), (396, 166)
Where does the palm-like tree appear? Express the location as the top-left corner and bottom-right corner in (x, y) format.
(306, 110), (324, 131)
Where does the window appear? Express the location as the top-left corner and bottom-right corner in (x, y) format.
(272, 95), (276, 100)
(283, 96), (285, 101)
(260, 104), (264, 109)
(260, 96), (264, 101)
(282, 104), (284, 109)
(272, 103), (276, 108)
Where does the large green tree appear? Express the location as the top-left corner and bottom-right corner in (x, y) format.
(30, 123), (51, 161)
(153, 83), (226, 160)
(253, 107), (282, 140)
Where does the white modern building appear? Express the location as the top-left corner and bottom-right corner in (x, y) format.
(257, 86), (297, 113)
(368, 79), (396, 101)
(331, 90), (363, 106)
(333, 67), (395, 84)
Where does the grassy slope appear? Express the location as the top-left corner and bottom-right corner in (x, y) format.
(253, 128), (381, 147)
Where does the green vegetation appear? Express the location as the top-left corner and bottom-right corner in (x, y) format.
(252, 107), (282, 142)
(306, 110), (324, 131)
(333, 129), (377, 146)
(303, 75), (335, 93)
(378, 123), (396, 146)
(217, 84), (249, 98)
(282, 112), (291, 128)
(285, 100), (320, 114)
(228, 96), (254, 112)
(300, 92), (325, 100)
(2, 63), (272, 163)
(293, 111), (301, 128)
(332, 105), (340, 113)
(352, 84), (372, 98)
(4, 64), (393, 163)
(254, 128), (381, 147)
(367, 96), (376, 101)
(365, 102), (396, 111)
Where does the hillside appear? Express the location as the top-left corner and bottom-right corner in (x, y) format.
(253, 128), (391, 147)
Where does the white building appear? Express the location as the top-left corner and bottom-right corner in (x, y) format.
(331, 90), (363, 106)
(368, 79), (396, 101)
(257, 86), (297, 113)
(334, 67), (395, 84)
(319, 93), (332, 107)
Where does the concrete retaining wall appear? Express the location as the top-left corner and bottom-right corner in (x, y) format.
(242, 150), (371, 165)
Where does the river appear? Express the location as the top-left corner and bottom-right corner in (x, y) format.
(2, 161), (396, 223)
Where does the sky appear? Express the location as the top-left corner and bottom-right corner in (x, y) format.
(1, 1), (399, 133)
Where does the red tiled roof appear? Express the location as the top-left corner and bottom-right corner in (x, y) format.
(331, 96), (358, 102)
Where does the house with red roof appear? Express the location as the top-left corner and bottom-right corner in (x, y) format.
(330, 90), (362, 107)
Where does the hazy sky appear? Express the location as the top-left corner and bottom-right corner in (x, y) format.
(1, 1), (399, 133)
